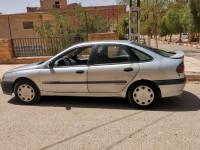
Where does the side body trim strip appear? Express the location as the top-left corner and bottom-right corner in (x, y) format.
(43, 81), (127, 84)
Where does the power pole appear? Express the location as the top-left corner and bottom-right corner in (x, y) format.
(129, 0), (132, 41)
(84, 11), (89, 37)
(137, 0), (140, 42)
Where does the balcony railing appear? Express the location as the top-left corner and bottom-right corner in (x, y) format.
(53, 4), (60, 9)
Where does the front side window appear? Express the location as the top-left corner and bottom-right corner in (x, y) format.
(53, 46), (92, 67)
(90, 44), (130, 65)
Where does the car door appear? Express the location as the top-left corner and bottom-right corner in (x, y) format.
(88, 44), (139, 93)
(39, 46), (93, 93)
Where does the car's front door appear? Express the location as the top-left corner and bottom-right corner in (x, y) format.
(88, 44), (139, 93)
(39, 46), (93, 93)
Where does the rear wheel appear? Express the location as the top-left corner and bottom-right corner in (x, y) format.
(128, 82), (159, 109)
(14, 79), (41, 104)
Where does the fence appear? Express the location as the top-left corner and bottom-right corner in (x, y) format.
(11, 37), (87, 57)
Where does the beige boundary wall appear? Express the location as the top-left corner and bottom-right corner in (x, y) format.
(88, 31), (119, 41)
(0, 31), (118, 64)
(0, 39), (51, 64)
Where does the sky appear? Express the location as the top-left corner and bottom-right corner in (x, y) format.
(0, 0), (118, 15)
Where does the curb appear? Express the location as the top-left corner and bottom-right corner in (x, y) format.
(160, 41), (200, 49)
(186, 74), (200, 81)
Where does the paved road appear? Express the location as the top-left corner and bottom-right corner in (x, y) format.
(151, 40), (200, 59)
(1, 83), (200, 150)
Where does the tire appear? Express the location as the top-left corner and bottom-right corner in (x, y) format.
(14, 79), (41, 104)
(128, 82), (160, 109)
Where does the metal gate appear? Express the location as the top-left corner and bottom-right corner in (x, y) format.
(11, 37), (86, 57)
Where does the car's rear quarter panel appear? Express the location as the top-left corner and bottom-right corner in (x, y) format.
(122, 44), (185, 98)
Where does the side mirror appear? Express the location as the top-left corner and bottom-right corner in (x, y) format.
(47, 61), (53, 69)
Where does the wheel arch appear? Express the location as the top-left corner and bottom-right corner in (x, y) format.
(12, 77), (38, 91)
(126, 79), (161, 98)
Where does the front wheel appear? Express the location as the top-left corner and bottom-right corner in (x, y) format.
(128, 82), (159, 109)
(14, 79), (41, 104)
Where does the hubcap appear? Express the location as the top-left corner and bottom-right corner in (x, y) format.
(133, 86), (154, 106)
(17, 84), (35, 102)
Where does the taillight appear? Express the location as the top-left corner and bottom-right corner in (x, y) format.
(176, 62), (184, 73)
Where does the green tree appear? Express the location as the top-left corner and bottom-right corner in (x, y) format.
(159, 15), (170, 41)
(34, 8), (75, 53)
(117, 0), (168, 47)
(75, 5), (111, 38)
(116, 14), (129, 40)
(190, 0), (200, 43)
(34, 5), (112, 53)
(140, 0), (168, 47)
(169, 9), (184, 42)
(159, 2), (191, 42)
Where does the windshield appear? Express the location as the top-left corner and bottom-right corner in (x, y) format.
(133, 43), (175, 57)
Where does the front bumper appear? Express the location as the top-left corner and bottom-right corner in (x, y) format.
(1, 81), (14, 95)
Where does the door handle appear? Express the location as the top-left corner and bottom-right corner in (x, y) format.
(76, 70), (84, 74)
(124, 68), (134, 72)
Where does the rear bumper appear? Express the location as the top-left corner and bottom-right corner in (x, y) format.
(156, 77), (186, 98)
(154, 77), (186, 86)
(1, 81), (14, 95)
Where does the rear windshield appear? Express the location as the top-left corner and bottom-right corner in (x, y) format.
(133, 43), (175, 57)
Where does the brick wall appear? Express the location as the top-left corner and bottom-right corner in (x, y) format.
(0, 39), (13, 63)
(85, 5), (127, 22)
(40, 0), (67, 9)
(27, 3), (127, 22)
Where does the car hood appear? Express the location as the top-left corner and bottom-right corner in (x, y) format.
(7, 62), (40, 73)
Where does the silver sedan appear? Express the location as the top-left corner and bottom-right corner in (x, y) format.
(1, 40), (186, 109)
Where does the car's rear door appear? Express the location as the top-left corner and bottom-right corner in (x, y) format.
(87, 44), (139, 93)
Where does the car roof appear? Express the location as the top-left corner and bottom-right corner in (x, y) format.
(72, 40), (133, 47)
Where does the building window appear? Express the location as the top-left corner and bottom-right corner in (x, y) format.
(53, 1), (60, 9)
(55, 1), (60, 5)
(23, 22), (33, 29)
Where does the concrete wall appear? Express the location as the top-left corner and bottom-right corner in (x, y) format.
(40, 0), (67, 9)
(88, 31), (119, 41)
(0, 14), (53, 39)
(0, 16), (10, 39)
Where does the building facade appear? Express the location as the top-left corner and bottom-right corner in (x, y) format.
(0, 0), (127, 39)
(27, 0), (127, 22)
(0, 13), (53, 39)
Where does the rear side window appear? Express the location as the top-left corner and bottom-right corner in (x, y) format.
(126, 46), (152, 61)
(133, 43), (174, 57)
(134, 50), (152, 61)
(90, 44), (130, 65)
